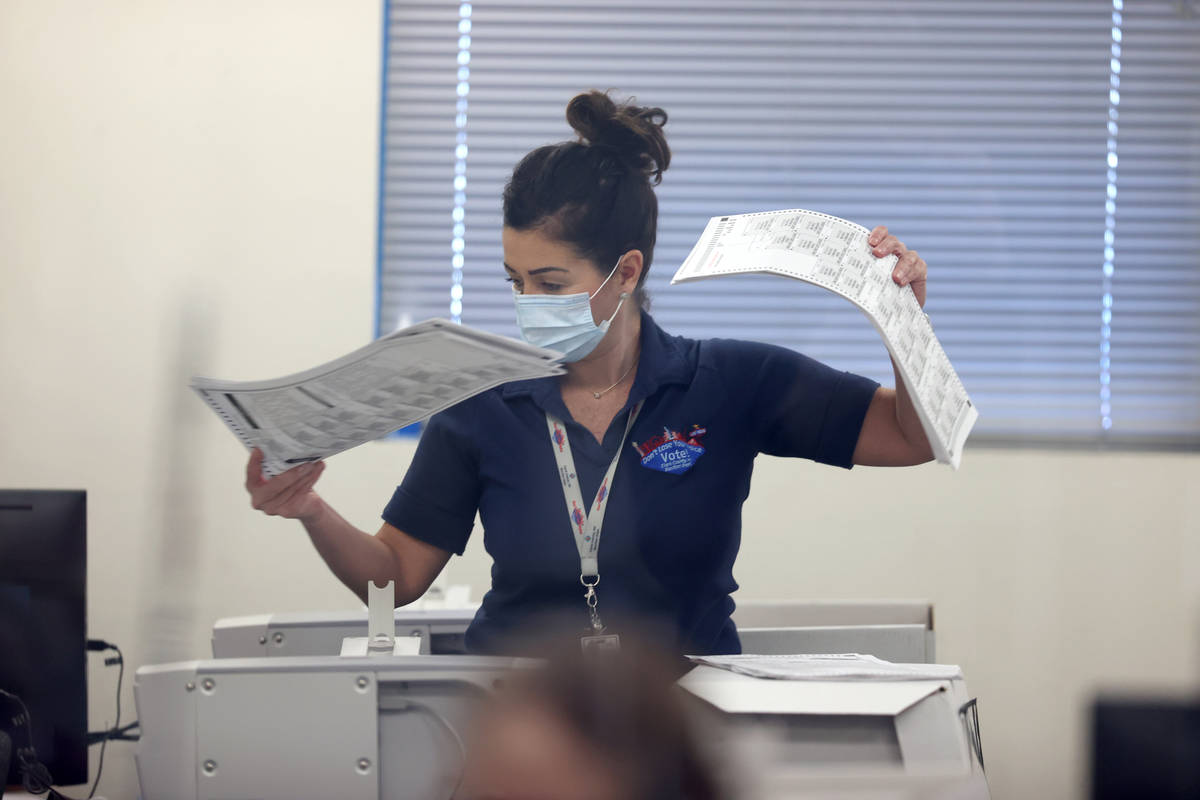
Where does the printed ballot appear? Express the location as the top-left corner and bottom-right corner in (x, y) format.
(672, 209), (977, 469)
(192, 319), (564, 476)
(688, 652), (963, 682)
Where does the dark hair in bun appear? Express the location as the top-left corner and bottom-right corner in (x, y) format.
(565, 91), (671, 186)
(503, 90), (671, 307)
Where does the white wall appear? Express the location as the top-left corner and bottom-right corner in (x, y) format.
(1, 2), (1197, 798)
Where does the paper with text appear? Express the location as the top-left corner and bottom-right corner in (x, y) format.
(672, 209), (977, 468)
(192, 319), (565, 476)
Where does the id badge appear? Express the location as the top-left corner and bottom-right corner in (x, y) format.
(579, 633), (621, 654)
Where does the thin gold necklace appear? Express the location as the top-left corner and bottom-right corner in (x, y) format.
(592, 356), (638, 399)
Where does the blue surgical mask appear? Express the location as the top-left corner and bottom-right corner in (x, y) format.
(513, 258), (629, 363)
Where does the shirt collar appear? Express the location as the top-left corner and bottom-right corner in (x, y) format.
(501, 310), (692, 410)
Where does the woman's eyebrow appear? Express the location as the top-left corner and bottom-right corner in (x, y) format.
(503, 262), (571, 276)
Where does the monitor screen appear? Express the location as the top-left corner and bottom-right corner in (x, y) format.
(1092, 697), (1200, 800)
(0, 490), (87, 788)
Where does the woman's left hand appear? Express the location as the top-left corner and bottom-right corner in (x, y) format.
(868, 225), (926, 309)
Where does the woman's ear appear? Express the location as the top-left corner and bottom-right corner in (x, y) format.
(617, 250), (644, 292)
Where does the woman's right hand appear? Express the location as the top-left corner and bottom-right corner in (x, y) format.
(245, 448), (326, 521)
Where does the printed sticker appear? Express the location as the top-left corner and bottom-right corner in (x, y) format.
(633, 425), (707, 474)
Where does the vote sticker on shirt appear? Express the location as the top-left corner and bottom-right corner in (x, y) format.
(633, 425), (707, 474)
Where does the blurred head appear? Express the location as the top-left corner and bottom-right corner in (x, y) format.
(457, 637), (722, 800)
(502, 90), (671, 311)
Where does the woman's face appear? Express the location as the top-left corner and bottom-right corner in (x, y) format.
(502, 226), (610, 294)
(502, 227), (636, 324)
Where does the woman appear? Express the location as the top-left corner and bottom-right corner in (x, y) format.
(245, 91), (932, 656)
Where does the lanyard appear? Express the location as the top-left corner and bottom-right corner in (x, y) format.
(544, 401), (642, 632)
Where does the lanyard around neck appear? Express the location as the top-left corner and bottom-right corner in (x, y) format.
(544, 401), (642, 578)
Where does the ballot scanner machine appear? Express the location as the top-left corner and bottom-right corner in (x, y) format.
(135, 654), (985, 800)
(135, 597), (985, 799)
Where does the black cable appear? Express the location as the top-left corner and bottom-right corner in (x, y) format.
(6, 642), (136, 800)
(87, 721), (139, 745)
(87, 642), (123, 800)
(0, 687), (82, 799)
(958, 697), (985, 771)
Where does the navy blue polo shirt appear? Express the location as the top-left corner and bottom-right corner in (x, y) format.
(382, 312), (879, 656)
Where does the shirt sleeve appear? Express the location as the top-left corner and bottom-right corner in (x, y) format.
(381, 408), (481, 556)
(732, 342), (880, 468)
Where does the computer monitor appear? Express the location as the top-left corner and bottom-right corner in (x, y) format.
(1092, 696), (1200, 800)
(0, 490), (88, 788)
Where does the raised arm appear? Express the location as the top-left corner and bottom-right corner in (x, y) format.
(245, 449), (451, 606)
(852, 226), (935, 467)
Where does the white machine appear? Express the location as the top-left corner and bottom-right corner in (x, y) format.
(135, 597), (985, 799)
(134, 655), (985, 800)
(680, 665), (976, 768)
(135, 654), (509, 800)
(211, 599), (937, 663)
(211, 607), (476, 658)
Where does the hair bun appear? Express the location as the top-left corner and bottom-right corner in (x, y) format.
(566, 90), (671, 185)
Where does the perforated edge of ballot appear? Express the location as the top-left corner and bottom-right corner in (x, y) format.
(191, 319), (566, 476)
(671, 209), (977, 469)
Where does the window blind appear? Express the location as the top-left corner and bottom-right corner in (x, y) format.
(1108, 5), (1200, 441)
(377, 0), (1200, 445)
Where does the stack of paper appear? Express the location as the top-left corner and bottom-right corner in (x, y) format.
(689, 653), (963, 682)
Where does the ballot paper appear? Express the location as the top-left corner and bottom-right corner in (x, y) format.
(672, 209), (977, 469)
(192, 319), (564, 476)
(688, 653), (963, 682)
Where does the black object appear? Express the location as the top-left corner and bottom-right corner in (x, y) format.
(1092, 696), (1200, 800)
(0, 729), (10, 798)
(957, 697), (985, 770)
(85, 641), (124, 800)
(0, 490), (87, 788)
